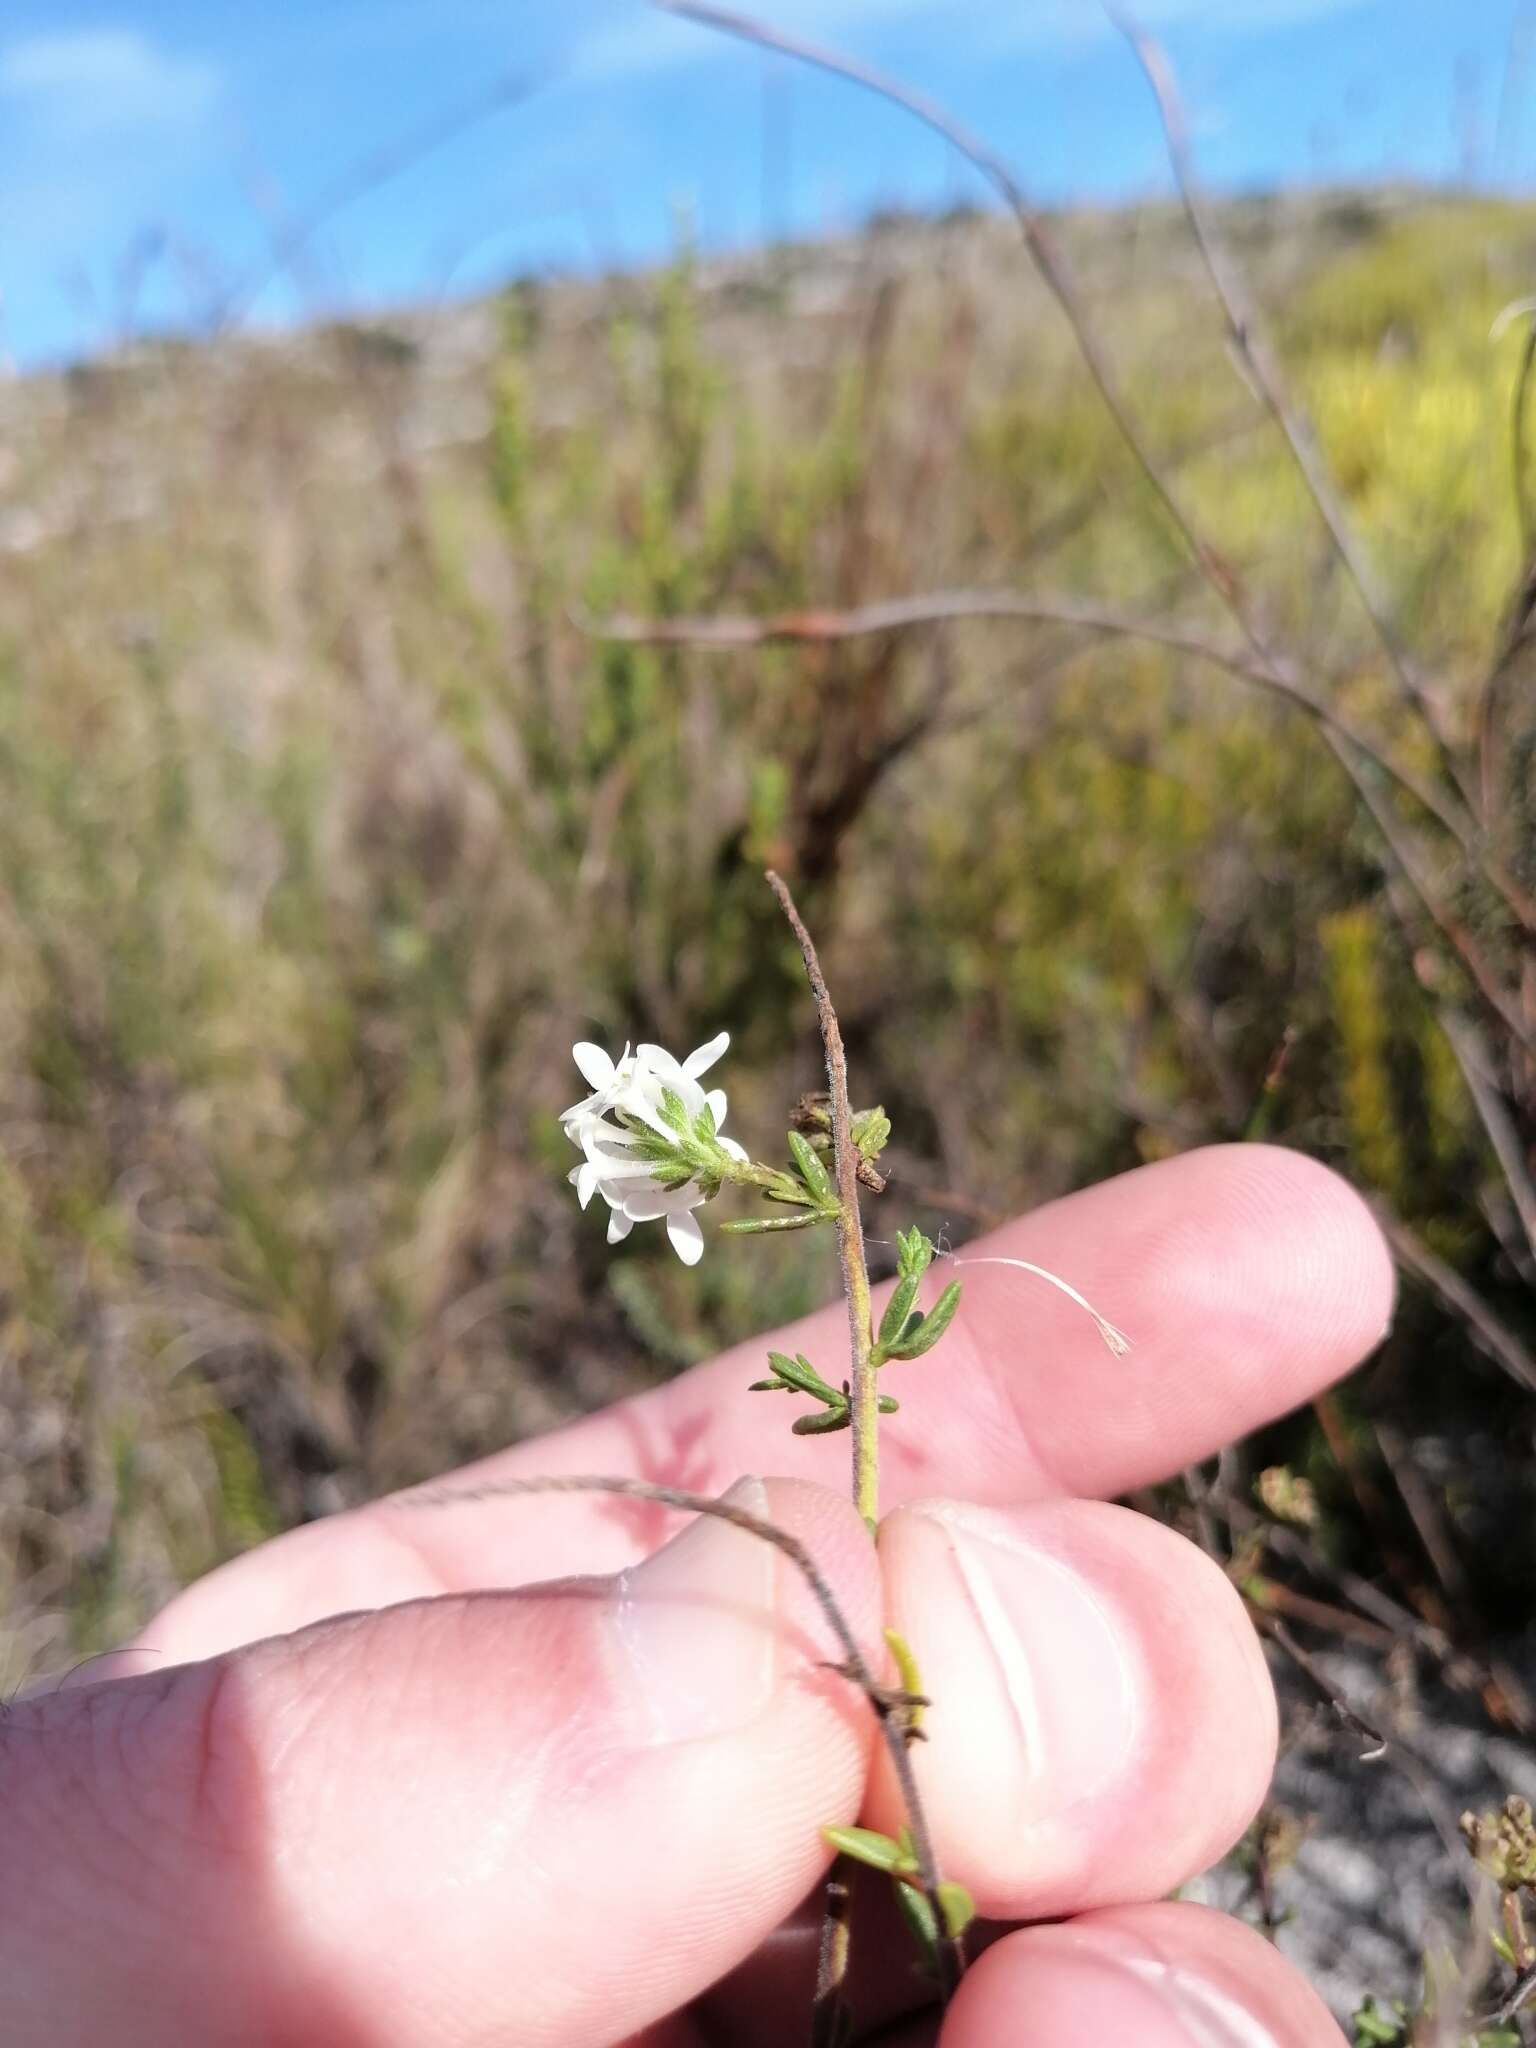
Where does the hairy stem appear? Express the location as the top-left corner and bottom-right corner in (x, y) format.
(767, 869), (880, 1531)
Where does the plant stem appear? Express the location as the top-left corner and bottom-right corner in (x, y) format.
(767, 870), (880, 1532)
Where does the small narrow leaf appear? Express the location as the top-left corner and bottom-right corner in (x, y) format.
(766, 1351), (841, 1403)
(894, 1879), (940, 1975)
(853, 1106), (891, 1164)
(883, 1626), (925, 1735)
(719, 1213), (825, 1234)
(935, 1881), (976, 1939)
(896, 1226), (934, 1282)
(787, 1129), (837, 1206)
(821, 1825), (917, 1877)
(888, 1281), (962, 1360)
(792, 1408), (850, 1435)
(878, 1273), (920, 1350)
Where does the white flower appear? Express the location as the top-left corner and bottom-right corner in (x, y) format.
(562, 1032), (745, 1265)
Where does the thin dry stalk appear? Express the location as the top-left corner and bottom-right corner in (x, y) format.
(765, 870), (879, 1534)
(1375, 1208), (1536, 1399)
(1108, 7), (1479, 821)
(1255, 1612), (1389, 1761)
(657, 1), (1251, 626)
(590, 590), (1462, 840)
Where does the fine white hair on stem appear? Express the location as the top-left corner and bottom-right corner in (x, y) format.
(942, 1254), (1132, 1357)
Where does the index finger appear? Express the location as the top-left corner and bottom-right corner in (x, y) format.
(128, 1144), (1392, 1664)
(473, 1141), (1390, 1523)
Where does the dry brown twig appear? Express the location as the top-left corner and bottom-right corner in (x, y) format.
(1105, 6), (1478, 817)
(766, 872), (881, 1533)
(588, 590), (1467, 842)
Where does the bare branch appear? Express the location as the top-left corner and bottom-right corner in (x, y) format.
(586, 591), (1480, 851)
(765, 872), (881, 1537)
(1254, 1611), (1389, 1761)
(657, 2), (1257, 627)
(1485, 1960), (1536, 2030)
(1109, 8), (1476, 813)
(1440, 1012), (1536, 1257)
(1329, 738), (1535, 1054)
(1376, 1205), (1536, 1398)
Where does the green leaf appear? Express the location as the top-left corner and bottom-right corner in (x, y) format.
(1349, 1999), (1404, 2045)
(657, 1087), (691, 1136)
(821, 1825), (917, 1877)
(765, 1350), (840, 1403)
(719, 1212), (826, 1234)
(883, 1626), (924, 1730)
(893, 1875), (975, 1977)
(887, 1281), (962, 1360)
(691, 1101), (717, 1145)
(853, 1106), (891, 1164)
(786, 1128), (836, 1205)
(877, 1272), (920, 1351)
(935, 1881), (976, 1939)
(792, 1407), (850, 1435)
(896, 1226), (933, 1282)
(877, 1393), (899, 1413)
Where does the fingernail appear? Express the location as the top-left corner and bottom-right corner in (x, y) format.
(610, 1478), (779, 1744)
(910, 1501), (1137, 1824)
(992, 1940), (1280, 2047)
(1115, 1950), (1281, 2047)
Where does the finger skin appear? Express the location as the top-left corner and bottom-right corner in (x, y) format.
(123, 1146), (1392, 1668)
(2, 1482), (879, 2048)
(869, 1499), (1276, 1918)
(939, 1902), (1347, 2046)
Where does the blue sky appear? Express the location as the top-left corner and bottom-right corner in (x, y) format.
(0, 0), (1526, 367)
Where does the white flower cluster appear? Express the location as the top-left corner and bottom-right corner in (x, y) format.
(562, 1032), (746, 1264)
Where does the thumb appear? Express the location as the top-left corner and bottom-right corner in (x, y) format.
(4, 1478), (880, 2048)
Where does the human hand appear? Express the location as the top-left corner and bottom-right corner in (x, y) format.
(6, 1144), (1392, 2046)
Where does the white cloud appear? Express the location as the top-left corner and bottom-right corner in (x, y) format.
(0, 31), (224, 287)
(0, 30), (221, 143)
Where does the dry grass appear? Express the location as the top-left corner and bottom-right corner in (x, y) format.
(3, 196), (1534, 1868)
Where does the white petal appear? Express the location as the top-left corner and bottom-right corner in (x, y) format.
(705, 1088), (727, 1128)
(636, 1043), (686, 1083)
(683, 1031), (730, 1078)
(592, 1130), (645, 1159)
(666, 1209), (705, 1264)
(576, 1161), (599, 1210)
(583, 1124), (643, 1159)
(590, 1156), (667, 1185)
(720, 1136), (748, 1161)
(572, 1041), (616, 1091)
(622, 1187), (700, 1212)
(607, 1207), (634, 1245)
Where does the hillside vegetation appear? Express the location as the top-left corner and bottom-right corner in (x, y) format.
(3, 187), (1534, 1765)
